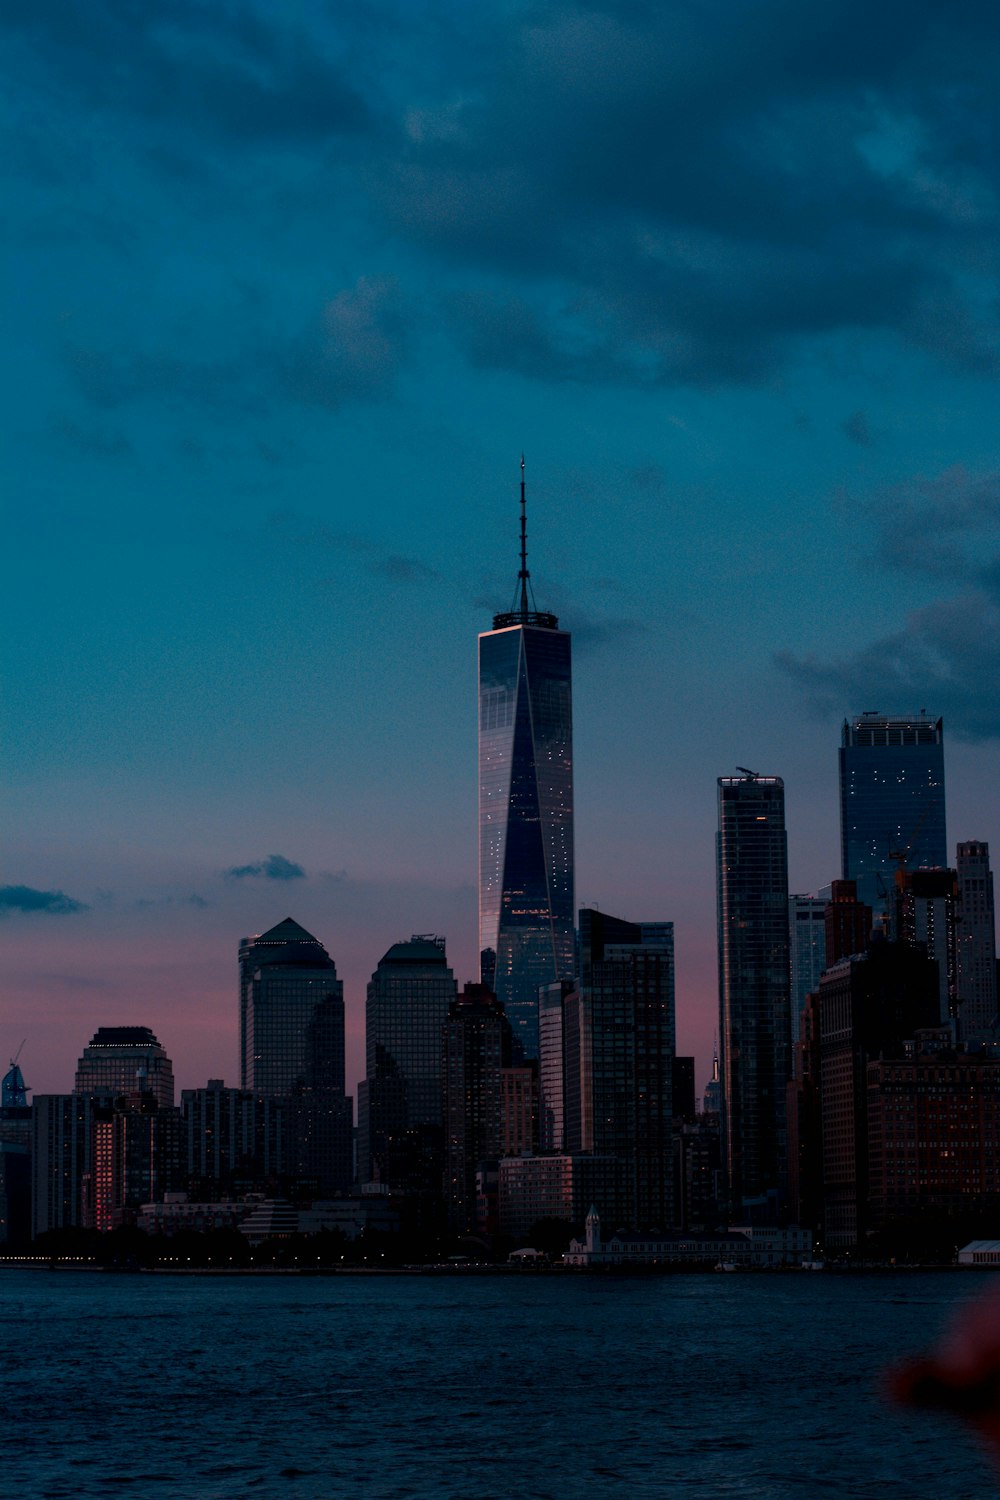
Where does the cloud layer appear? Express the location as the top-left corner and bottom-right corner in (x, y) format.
(225, 854), (306, 881)
(777, 467), (1000, 739)
(0, 885), (88, 916)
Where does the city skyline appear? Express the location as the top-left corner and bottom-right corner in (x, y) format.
(7, 3), (1000, 1102)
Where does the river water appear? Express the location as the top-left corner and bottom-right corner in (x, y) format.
(1, 1268), (994, 1498)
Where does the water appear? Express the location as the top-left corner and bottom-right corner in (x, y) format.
(1, 1268), (994, 1498)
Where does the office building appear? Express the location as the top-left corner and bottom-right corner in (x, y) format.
(238, 918), (351, 1194)
(789, 894), (827, 1061)
(180, 1081), (288, 1192)
(895, 867), (959, 1026)
(74, 1026), (175, 1108)
(538, 980), (572, 1152)
(956, 841), (998, 1045)
(478, 462), (574, 1057)
(0, 1056), (32, 1245)
(825, 880), (872, 967)
(359, 936), (456, 1188)
(500, 1064), (537, 1156)
(817, 942), (940, 1249)
(839, 711), (946, 916)
(442, 983), (512, 1233)
(576, 908), (676, 1231)
(867, 1039), (1000, 1227)
(33, 1088), (182, 1236)
(717, 772), (790, 1218)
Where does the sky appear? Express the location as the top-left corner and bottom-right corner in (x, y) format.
(5, 0), (1000, 1104)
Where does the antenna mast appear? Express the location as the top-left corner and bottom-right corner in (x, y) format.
(518, 454), (529, 618)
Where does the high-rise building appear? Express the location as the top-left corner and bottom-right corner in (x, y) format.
(577, 908), (676, 1231)
(717, 772), (790, 1219)
(0, 1055), (32, 1246)
(839, 711), (946, 916)
(74, 1026), (175, 1108)
(789, 894), (827, 1062)
(538, 979), (573, 1152)
(825, 879), (872, 968)
(478, 462), (574, 1058)
(895, 867), (959, 1026)
(359, 936), (456, 1190)
(817, 942), (940, 1248)
(956, 841), (998, 1045)
(238, 918), (351, 1194)
(180, 1081), (288, 1191)
(442, 983), (512, 1233)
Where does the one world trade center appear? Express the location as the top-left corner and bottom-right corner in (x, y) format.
(478, 462), (575, 1058)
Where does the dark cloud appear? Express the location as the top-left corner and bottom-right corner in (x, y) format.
(776, 591), (1000, 741)
(226, 855), (306, 881)
(0, 885), (88, 916)
(381, 1), (1000, 385)
(778, 466), (1000, 738)
(3, 0), (372, 151)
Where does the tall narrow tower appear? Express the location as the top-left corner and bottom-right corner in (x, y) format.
(717, 771), (790, 1219)
(478, 461), (574, 1058)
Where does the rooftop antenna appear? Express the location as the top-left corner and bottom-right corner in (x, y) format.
(493, 458), (559, 631)
(517, 454), (530, 618)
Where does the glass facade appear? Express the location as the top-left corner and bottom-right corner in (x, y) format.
(717, 775), (790, 1217)
(360, 936), (457, 1187)
(238, 918), (350, 1193)
(479, 622), (574, 1056)
(839, 712), (946, 915)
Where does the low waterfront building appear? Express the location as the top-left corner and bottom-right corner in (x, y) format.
(564, 1208), (812, 1267)
(958, 1240), (1000, 1266)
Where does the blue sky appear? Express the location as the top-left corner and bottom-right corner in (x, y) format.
(5, 0), (1000, 1098)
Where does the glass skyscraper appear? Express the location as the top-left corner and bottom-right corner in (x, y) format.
(717, 773), (790, 1218)
(358, 935), (457, 1188)
(478, 465), (574, 1057)
(839, 711), (946, 915)
(238, 917), (351, 1192)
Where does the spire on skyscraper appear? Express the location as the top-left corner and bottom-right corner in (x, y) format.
(494, 458), (558, 631)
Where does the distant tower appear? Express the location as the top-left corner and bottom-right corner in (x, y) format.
(478, 460), (575, 1058)
(717, 772), (790, 1220)
(839, 711), (946, 917)
(956, 841), (999, 1045)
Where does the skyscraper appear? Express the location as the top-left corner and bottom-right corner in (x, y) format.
(238, 918), (350, 1193)
(442, 983), (512, 1233)
(358, 935), (456, 1188)
(717, 772), (790, 1219)
(74, 1026), (175, 1108)
(956, 841), (999, 1045)
(839, 711), (946, 915)
(478, 461), (574, 1057)
(575, 908), (676, 1230)
(788, 893), (827, 1058)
